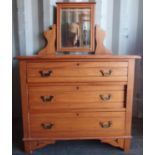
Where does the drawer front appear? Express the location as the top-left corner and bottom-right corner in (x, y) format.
(30, 112), (125, 138)
(29, 85), (126, 112)
(27, 62), (128, 82)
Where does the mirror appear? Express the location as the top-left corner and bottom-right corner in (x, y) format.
(61, 8), (91, 48)
(57, 2), (95, 52)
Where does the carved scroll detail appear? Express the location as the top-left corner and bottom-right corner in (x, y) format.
(31, 140), (55, 150)
(38, 24), (112, 56)
(95, 25), (112, 55)
(100, 138), (124, 149)
(38, 24), (56, 56)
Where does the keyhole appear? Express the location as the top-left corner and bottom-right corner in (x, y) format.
(76, 86), (79, 90)
(37, 142), (42, 146)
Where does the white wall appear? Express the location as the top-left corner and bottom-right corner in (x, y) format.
(13, 0), (143, 118)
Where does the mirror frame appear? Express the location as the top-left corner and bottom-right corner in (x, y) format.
(56, 2), (95, 52)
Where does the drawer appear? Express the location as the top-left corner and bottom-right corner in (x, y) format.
(30, 112), (125, 138)
(27, 62), (128, 82)
(29, 85), (126, 112)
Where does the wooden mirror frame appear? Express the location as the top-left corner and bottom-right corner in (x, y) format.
(56, 2), (95, 52)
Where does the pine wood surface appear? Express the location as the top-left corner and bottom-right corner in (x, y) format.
(16, 55), (141, 60)
(30, 112), (125, 137)
(28, 67), (127, 77)
(95, 26), (112, 55)
(38, 25), (56, 56)
(16, 9), (141, 152)
(18, 57), (140, 153)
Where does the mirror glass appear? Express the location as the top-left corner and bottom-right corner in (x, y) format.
(61, 8), (91, 48)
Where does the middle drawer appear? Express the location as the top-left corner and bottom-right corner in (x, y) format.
(29, 85), (126, 112)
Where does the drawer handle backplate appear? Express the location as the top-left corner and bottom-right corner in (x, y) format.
(39, 70), (52, 77)
(99, 121), (112, 128)
(41, 123), (54, 129)
(100, 94), (111, 101)
(100, 70), (112, 77)
(41, 96), (54, 102)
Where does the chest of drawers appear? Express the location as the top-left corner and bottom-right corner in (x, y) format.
(17, 55), (140, 153)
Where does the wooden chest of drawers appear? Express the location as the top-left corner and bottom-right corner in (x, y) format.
(17, 55), (140, 153)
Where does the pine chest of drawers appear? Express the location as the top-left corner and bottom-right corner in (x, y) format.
(17, 55), (140, 153)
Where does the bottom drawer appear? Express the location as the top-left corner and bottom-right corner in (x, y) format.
(30, 112), (125, 138)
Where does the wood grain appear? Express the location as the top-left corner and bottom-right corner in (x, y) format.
(16, 1), (141, 152)
(95, 25), (112, 55)
(28, 76), (127, 83)
(27, 62), (128, 83)
(29, 85), (125, 111)
(19, 61), (31, 152)
(30, 112), (125, 138)
(38, 25), (56, 56)
(17, 47), (140, 152)
(28, 67), (127, 77)
(123, 59), (135, 152)
(29, 85), (125, 92)
(27, 61), (128, 68)
(16, 55), (141, 60)
(101, 138), (124, 149)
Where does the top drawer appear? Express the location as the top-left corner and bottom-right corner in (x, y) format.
(27, 62), (128, 83)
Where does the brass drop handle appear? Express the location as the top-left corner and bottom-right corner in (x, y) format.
(100, 70), (112, 77)
(99, 121), (112, 128)
(39, 70), (52, 77)
(41, 123), (54, 129)
(41, 96), (54, 102)
(100, 94), (111, 101)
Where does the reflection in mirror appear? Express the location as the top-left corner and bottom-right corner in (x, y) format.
(61, 8), (91, 48)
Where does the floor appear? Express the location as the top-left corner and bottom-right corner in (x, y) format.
(12, 118), (143, 155)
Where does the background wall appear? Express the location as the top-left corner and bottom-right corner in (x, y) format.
(12, 0), (143, 118)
